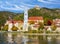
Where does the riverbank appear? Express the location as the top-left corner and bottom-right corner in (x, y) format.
(0, 31), (60, 36)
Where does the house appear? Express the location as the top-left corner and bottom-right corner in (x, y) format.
(53, 19), (60, 27)
(5, 20), (23, 31)
(28, 16), (43, 24)
(34, 5), (40, 10)
(44, 26), (52, 31)
(28, 16), (44, 30)
(53, 19), (60, 32)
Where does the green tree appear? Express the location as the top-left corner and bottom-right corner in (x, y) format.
(44, 18), (53, 26)
(13, 13), (24, 20)
(38, 22), (44, 30)
(3, 25), (8, 31)
(51, 24), (57, 31)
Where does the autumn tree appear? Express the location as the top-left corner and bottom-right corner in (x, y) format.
(11, 25), (18, 31)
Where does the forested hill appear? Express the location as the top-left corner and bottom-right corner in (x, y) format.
(13, 7), (60, 21)
(0, 7), (60, 27)
(0, 11), (24, 28)
(28, 7), (60, 19)
(0, 11), (17, 27)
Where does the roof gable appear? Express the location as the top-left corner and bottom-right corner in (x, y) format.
(28, 16), (43, 20)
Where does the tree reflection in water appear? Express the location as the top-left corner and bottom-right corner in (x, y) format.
(0, 33), (60, 44)
(7, 33), (16, 44)
(7, 33), (28, 44)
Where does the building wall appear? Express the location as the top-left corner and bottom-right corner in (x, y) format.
(8, 23), (13, 31)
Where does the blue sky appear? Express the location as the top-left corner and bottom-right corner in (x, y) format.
(0, 0), (60, 13)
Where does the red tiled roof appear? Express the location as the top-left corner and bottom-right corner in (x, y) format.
(8, 20), (23, 24)
(54, 19), (60, 23)
(28, 16), (43, 20)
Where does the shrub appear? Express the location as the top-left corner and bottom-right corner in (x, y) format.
(51, 24), (57, 31)
(11, 26), (18, 31)
(3, 25), (8, 31)
(29, 21), (35, 25)
(46, 30), (51, 33)
(38, 22), (44, 30)
(32, 30), (37, 33)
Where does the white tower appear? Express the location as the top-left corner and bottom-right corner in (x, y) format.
(23, 9), (28, 31)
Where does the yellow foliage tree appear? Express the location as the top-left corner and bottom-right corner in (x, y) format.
(51, 24), (57, 31)
(29, 21), (35, 25)
(11, 25), (18, 31)
(3, 25), (8, 31)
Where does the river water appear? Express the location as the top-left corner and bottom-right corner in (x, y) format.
(0, 32), (60, 44)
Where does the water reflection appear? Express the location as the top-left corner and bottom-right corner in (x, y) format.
(7, 33), (13, 44)
(0, 33), (60, 44)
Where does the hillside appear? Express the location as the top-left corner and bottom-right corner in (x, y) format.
(28, 7), (60, 19)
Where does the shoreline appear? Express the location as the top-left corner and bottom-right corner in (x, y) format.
(0, 31), (60, 35)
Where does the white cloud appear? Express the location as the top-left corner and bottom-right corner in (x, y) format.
(0, 1), (23, 10)
(5, 1), (13, 5)
(38, 0), (53, 3)
(21, 2), (34, 7)
(38, 0), (60, 4)
(0, 5), (23, 10)
(0, 3), (30, 11)
(14, 5), (20, 8)
(0, 1), (34, 11)
(19, 2), (34, 10)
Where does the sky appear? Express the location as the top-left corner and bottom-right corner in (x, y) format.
(0, 0), (60, 13)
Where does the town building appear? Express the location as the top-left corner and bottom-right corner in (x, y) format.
(5, 20), (23, 31)
(28, 16), (44, 30)
(53, 19), (60, 32)
(53, 19), (60, 27)
(5, 16), (44, 31)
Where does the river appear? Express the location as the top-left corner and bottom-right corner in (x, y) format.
(0, 32), (60, 44)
